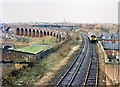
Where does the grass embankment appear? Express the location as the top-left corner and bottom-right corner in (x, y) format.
(7, 33), (82, 85)
(15, 36), (57, 54)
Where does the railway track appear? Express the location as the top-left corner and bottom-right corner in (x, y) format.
(82, 43), (98, 86)
(55, 34), (98, 86)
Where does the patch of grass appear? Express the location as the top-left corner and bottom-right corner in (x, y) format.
(31, 36), (57, 46)
(14, 36), (57, 53)
(15, 46), (51, 54)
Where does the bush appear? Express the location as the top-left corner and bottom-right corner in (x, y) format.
(16, 37), (30, 43)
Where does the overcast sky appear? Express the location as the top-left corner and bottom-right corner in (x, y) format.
(0, 0), (119, 23)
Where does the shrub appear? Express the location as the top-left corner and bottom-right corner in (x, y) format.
(16, 37), (30, 43)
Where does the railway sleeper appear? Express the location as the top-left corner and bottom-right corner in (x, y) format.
(89, 70), (96, 77)
(86, 79), (96, 85)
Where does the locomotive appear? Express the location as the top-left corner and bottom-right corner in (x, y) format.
(88, 32), (98, 43)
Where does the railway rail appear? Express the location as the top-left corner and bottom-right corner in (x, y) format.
(55, 33), (99, 86)
(82, 43), (98, 86)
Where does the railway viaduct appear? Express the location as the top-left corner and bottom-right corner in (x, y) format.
(12, 26), (67, 42)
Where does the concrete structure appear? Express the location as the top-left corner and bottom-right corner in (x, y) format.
(1, 48), (36, 62)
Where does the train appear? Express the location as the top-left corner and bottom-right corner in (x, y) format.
(88, 32), (98, 43)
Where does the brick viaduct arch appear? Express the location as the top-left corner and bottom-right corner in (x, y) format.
(14, 27), (66, 42)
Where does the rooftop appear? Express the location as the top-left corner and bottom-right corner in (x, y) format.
(102, 42), (119, 50)
(97, 32), (120, 40)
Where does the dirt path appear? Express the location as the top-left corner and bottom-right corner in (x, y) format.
(105, 64), (119, 85)
(96, 42), (106, 85)
(34, 45), (80, 85)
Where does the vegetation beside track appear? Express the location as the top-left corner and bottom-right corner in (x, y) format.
(3, 33), (82, 86)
